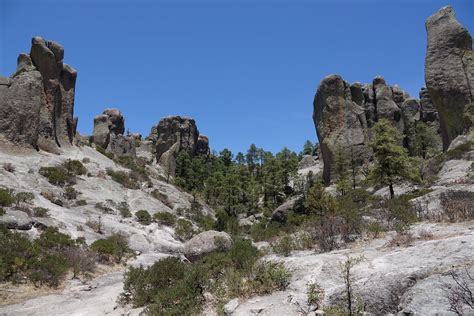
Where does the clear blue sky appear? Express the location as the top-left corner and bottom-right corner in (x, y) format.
(1, 0), (473, 154)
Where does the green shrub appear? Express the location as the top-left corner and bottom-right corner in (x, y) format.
(249, 262), (291, 295)
(119, 206), (132, 218)
(96, 145), (114, 160)
(153, 212), (177, 226)
(39, 166), (73, 186)
(14, 192), (35, 207)
(75, 199), (87, 206)
(250, 220), (281, 242)
(175, 218), (194, 241)
(0, 188), (14, 206)
(95, 202), (114, 214)
(106, 168), (140, 189)
(63, 186), (78, 200)
(383, 196), (418, 234)
(366, 221), (384, 239)
(135, 210), (152, 225)
(33, 207), (49, 217)
(445, 141), (474, 160)
(152, 190), (174, 209)
(272, 235), (295, 257)
(115, 156), (149, 182)
(63, 160), (87, 175)
(90, 233), (130, 263)
(0, 208), (5, 216)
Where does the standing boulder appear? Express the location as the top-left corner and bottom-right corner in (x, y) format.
(313, 74), (369, 184)
(92, 114), (111, 148)
(400, 98), (421, 155)
(373, 76), (404, 132)
(196, 135), (210, 156)
(425, 6), (474, 150)
(0, 37), (77, 151)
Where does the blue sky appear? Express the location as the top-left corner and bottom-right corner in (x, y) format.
(1, 0), (473, 154)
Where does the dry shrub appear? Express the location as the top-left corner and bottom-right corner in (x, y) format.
(387, 232), (414, 248)
(440, 190), (474, 222)
(417, 228), (434, 240)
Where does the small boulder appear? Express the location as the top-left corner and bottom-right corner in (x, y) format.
(183, 230), (232, 261)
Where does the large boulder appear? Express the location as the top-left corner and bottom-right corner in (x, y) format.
(196, 135), (210, 156)
(400, 98), (421, 155)
(372, 76), (404, 132)
(425, 6), (474, 150)
(0, 37), (77, 151)
(183, 230), (233, 261)
(92, 114), (111, 148)
(313, 74), (369, 184)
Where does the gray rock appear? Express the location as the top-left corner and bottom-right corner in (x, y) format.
(298, 155), (318, 169)
(313, 74), (369, 184)
(425, 6), (474, 150)
(373, 76), (404, 132)
(400, 98), (421, 155)
(103, 108), (125, 135)
(196, 134), (210, 156)
(148, 116), (202, 175)
(0, 210), (34, 230)
(271, 197), (298, 223)
(108, 134), (136, 158)
(93, 114), (112, 148)
(183, 230), (232, 261)
(224, 298), (240, 315)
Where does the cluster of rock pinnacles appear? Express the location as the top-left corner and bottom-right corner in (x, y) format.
(0, 6), (472, 180)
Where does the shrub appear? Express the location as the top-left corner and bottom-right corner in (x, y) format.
(75, 199), (87, 206)
(272, 235), (295, 257)
(119, 202), (132, 218)
(249, 262), (291, 295)
(3, 163), (15, 173)
(82, 157), (91, 164)
(152, 189), (174, 209)
(381, 196), (418, 234)
(33, 207), (49, 217)
(95, 202), (114, 214)
(153, 212), (177, 226)
(39, 166), (74, 186)
(121, 257), (188, 307)
(63, 186), (78, 200)
(175, 218), (194, 241)
(135, 210), (152, 225)
(90, 233), (130, 263)
(307, 281), (325, 310)
(0, 208), (5, 216)
(96, 145), (114, 160)
(63, 159), (87, 176)
(86, 216), (103, 234)
(106, 168), (140, 189)
(367, 221), (384, 239)
(0, 188), (14, 206)
(440, 190), (474, 222)
(14, 191), (35, 207)
(115, 156), (149, 182)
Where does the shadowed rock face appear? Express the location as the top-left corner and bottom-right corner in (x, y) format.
(0, 37), (77, 151)
(425, 6), (473, 150)
(148, 116), (209, 175)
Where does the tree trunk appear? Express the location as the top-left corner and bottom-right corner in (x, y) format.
(389, 183), (395, 199)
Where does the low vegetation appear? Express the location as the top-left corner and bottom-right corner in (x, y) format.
(90, 233), (131, 263)
(135, 210), (152, 225)
(106, 168), (140, 189)
(153, 212), (177, 226)
(120, 238), (290, 315)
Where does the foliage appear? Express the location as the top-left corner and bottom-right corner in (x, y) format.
(0, 208), (5, 216)
(120, 237), (288, 315)
(440, 190), (474, 222)
(339, 255), (365, 316)
(413, 122), (441, 159)
(96, 145), (114, 160)
(33, 207), (49, 217)
(63, 186), (78, 200)
(0, 188), (15, 206)
(63, 159), (87, 176)
(135, 210), (152, 225)
(153, 212), (177, 226)
(175, 218), (194, 241)
(0, 227), (96, 287)
(90, 233), (130, 263)
(106, 168), (140, 189)
(307, 281), (325, 310)
(39, 166), (75, 186)
(369, 119), (420, 199)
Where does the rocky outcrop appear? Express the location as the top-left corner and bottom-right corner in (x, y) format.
(183, 230), (233, 261)
(92, 108), (135, 157)
(313, 75), (369, 184)
(425, 6), (474, 150)
(148, 116), (209, 174)
(0, 37), (77, 151)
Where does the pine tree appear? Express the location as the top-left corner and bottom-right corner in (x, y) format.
(370, 119), (419, 199)
(413, 122), (440, 159)
(303, 140), (315, 156)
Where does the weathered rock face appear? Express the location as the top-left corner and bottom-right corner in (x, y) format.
(92, 108), (135, 158)
(425, 6), (474, 150)
(400, 98), (421, 155)
(313, 74), (369, 184)
(0, 37), (77, 151)
(148, 116), (209, 174)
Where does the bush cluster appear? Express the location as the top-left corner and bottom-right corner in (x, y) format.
(135, 210), (152, 225)
(153, 212), (177, 226)
(106, 168), (140, 189)
(0, 227), (96, 287)
(121, 238), (290, 315)
(90, 233), (131, 263)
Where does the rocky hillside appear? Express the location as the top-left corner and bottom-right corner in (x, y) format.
(0, 5), (473, 316)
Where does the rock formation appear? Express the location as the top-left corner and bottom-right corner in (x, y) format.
(92, 108), (136, 157)
(0, 37), (77, 151)
(313, 75), (442, 184)
(147, 116), (209, 174)
(313, 74), (369, 184)
(425, 6), (474, 150)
